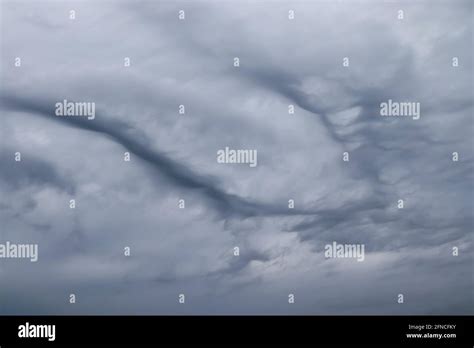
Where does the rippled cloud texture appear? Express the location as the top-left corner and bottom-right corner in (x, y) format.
(0, 0), (472, 314)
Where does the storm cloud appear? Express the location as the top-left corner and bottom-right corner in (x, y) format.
(0, 0), (472, 314)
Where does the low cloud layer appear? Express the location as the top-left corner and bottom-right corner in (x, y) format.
(0, 0), (472, 314)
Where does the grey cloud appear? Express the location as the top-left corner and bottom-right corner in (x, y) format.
(0, 0), (472, 315)
(1, 93), (320, 219)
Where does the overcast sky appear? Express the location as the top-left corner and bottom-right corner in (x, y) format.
(0, 0), (472, 314)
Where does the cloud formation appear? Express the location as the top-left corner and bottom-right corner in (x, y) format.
(0, 0), (472, 314)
